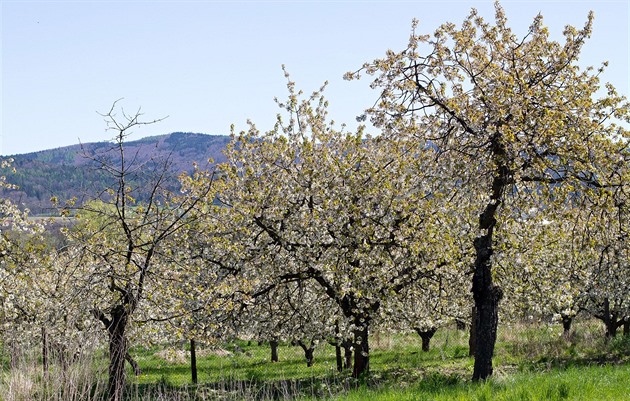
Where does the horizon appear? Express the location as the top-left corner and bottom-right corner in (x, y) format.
(4, 131), (230, 157)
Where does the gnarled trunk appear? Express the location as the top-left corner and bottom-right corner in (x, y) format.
(332, 320), (353, 372)
(472, 273), (502, 381)
(331, 338), (352, 371)
(333, 321), (344, 372)
(107, 305), (129, 401)
(471, 148), (508, 381)
(472, 233), (502, 381)
(605, 320), (619, 338)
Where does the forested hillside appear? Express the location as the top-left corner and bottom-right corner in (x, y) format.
(0, 132), (229, 215)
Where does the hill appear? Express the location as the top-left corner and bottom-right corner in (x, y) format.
(1, 132), (230, 215)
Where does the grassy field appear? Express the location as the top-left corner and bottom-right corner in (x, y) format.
(315, 364), (630, 401)
(1, 320), (629, 400)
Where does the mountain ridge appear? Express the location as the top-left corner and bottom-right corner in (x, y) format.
(1, 132), (231, 215)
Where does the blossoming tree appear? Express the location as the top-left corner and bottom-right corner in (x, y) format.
(346, 2), (629, 379)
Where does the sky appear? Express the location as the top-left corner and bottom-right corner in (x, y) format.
(1, 0), (628, 156)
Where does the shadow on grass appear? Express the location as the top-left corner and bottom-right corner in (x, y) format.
(518, 335), (630, 372)
(128, 373), (358, 401)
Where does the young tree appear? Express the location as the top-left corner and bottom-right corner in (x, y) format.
(62, 102), (218, 401)
(347, 2), (629, 379)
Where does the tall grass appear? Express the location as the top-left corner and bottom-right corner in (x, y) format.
(0, 344), (107, 401)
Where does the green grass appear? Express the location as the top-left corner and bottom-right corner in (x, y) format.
(133, 340), (342, 385)
(315, 364), (630, 401)
(131, 330), (475, 386)
(121, 321), (629, 400)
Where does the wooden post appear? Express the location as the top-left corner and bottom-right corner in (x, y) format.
(190, 339), (198, 384)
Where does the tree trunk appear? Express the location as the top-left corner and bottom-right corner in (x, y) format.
(190, 339), (198, 384)
(304, 347), (314, 367)
(606, 319), (617, 339)
(601, 298), (620, 338)
(304, 345), (315, 367)
(42, 326), (49, 375)
(469, 306), (477, 357)
(10, 338), (18, 370)
(344, 342), (353, 370)
(624, 318), (629, 336)
(333, 317), (352, 371)
(125, 352), (141, 376)
(561, 314), (573, 338)
(351, 322), (369, 378)
(296, 340), (315, 367)
(603, 298), (612, 338)
(414, 327), (437, 352)
(107, 306), (129, 401)
(472, 264), (502, 381)
(471, 202), (503, 379)
(335, 343), (343, 372)
(471, 145), (508, 381)
(334, 321), (344, 372)
(270, 340), (279, 362)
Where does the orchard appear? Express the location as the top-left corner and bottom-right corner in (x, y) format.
(1, 3), (628, 400)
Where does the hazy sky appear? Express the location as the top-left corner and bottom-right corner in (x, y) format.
(1, 0), (628, 156)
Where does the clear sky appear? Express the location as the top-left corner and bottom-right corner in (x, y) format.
(1, 0), (628, 156)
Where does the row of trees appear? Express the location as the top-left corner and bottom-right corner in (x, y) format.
(1, 3), (628, 400)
